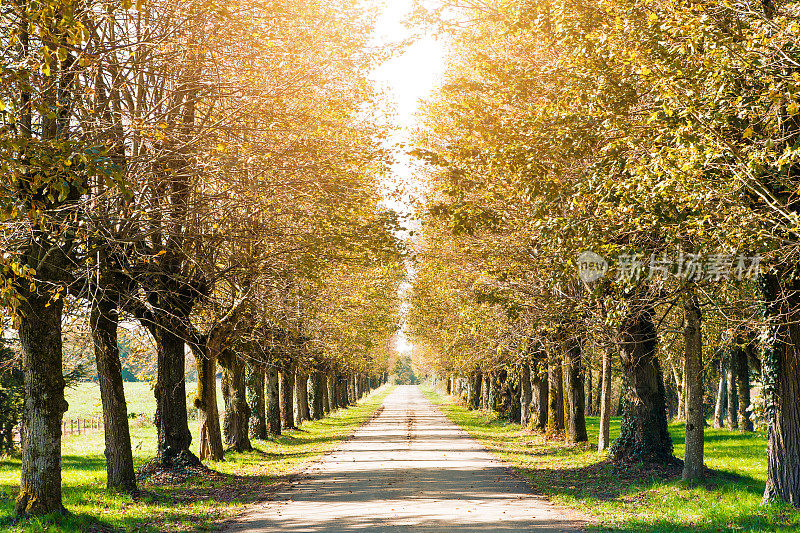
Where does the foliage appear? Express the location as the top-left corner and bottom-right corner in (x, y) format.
(392, 356), (418, 385)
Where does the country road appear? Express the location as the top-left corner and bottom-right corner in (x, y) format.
(226, 385), (587, 532)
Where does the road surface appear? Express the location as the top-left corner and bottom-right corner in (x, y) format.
(226, 385), (587, 532)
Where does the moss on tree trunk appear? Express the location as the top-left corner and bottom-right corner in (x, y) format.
(15, 293), (68, 516)
(266, 366), (281, 435)
(563, 337), (588, 443)
(611, 307), (674, 465)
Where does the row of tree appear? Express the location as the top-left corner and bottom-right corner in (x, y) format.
(409, 0), (800, 507)
(0, 0), (403, 517)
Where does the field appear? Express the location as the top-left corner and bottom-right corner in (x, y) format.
(61, 381), (223, 421)
(0, 384), (394, 532)
(421, 385), (800, 533)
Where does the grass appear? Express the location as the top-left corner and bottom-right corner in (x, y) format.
(421, 384), (800, 533)
(0, 384), (394, 532)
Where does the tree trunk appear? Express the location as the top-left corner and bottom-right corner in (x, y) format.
(338, 373), (349, 407)
(727, 351), (739, 431)
(736, 342), (753, 432)
(594, 362), (603, 416)
(481, 372), (490, 410)
(586, 365), (593, 417)
(547, 356), (565, 435)
(611, 307), (674, 464)
(671, 362), (685, 421)
(91, 291), (137, 491)
(152, 324), (196, 466)
(294, 369), (310, 426)
(309, 372), (325, 420)
(193, 340), (224, 461)
(325, 372), (335, 412)
(531, 357), (549, 431)
(279, 364), (296, 429)
(563, 337), (588, 443)
(682, 290), (705, 481)
(15, 294), (68, 516)
(761, 274), (800, 505)
(266, 366), (281, 436)
(713, 356), (728, 429)
(247, 361), (266, 440)
(520, 363), (532, 428)
(598, 344), (613, 452)
(468, 371), (482, 410)
(488, 372), (500, 412)
(219, 351), (251, 452)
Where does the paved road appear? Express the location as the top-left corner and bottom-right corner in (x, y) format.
(226, 385), (587, 532)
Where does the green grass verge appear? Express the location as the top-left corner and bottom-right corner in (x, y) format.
(421, 384), (800, 533)
(0, 384), (394, 533)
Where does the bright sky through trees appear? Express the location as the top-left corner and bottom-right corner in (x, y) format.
(371, 0), (445, 358)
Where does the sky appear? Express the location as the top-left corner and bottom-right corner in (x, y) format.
(369, 0), (447, 358)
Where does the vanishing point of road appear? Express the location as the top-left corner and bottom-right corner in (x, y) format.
(227, 385), (587, 532)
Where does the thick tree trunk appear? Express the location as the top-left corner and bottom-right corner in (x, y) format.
(598, 344), (613, 452)
(338, 373), (349, 407)
(611, 307), (674, 464)
(91, 292), (136, 491)
(682, 291), (705, 480)
(761, 274), (800, 505)
(152, 325), (196, 466)
(356, 374), (363, 400)
(193, 341), (224, 461)
(531, 358), (549, 431)
(325, 372), (339, 413)
(736, 343), (753, 432)
(563, 338), (588, 443)
(266, 366), (281, 436)
(294, 369), (310, 426)
(547, 356), (565, 436)
(247, 361), (266, 440)
(220, 352), (252, 452)
(279, 364), (296, 429)
(520, 363), (532, 428)
(309, 372), (325, 420)
(468, 371), (482, 410)
(15, 294), (68, 516)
